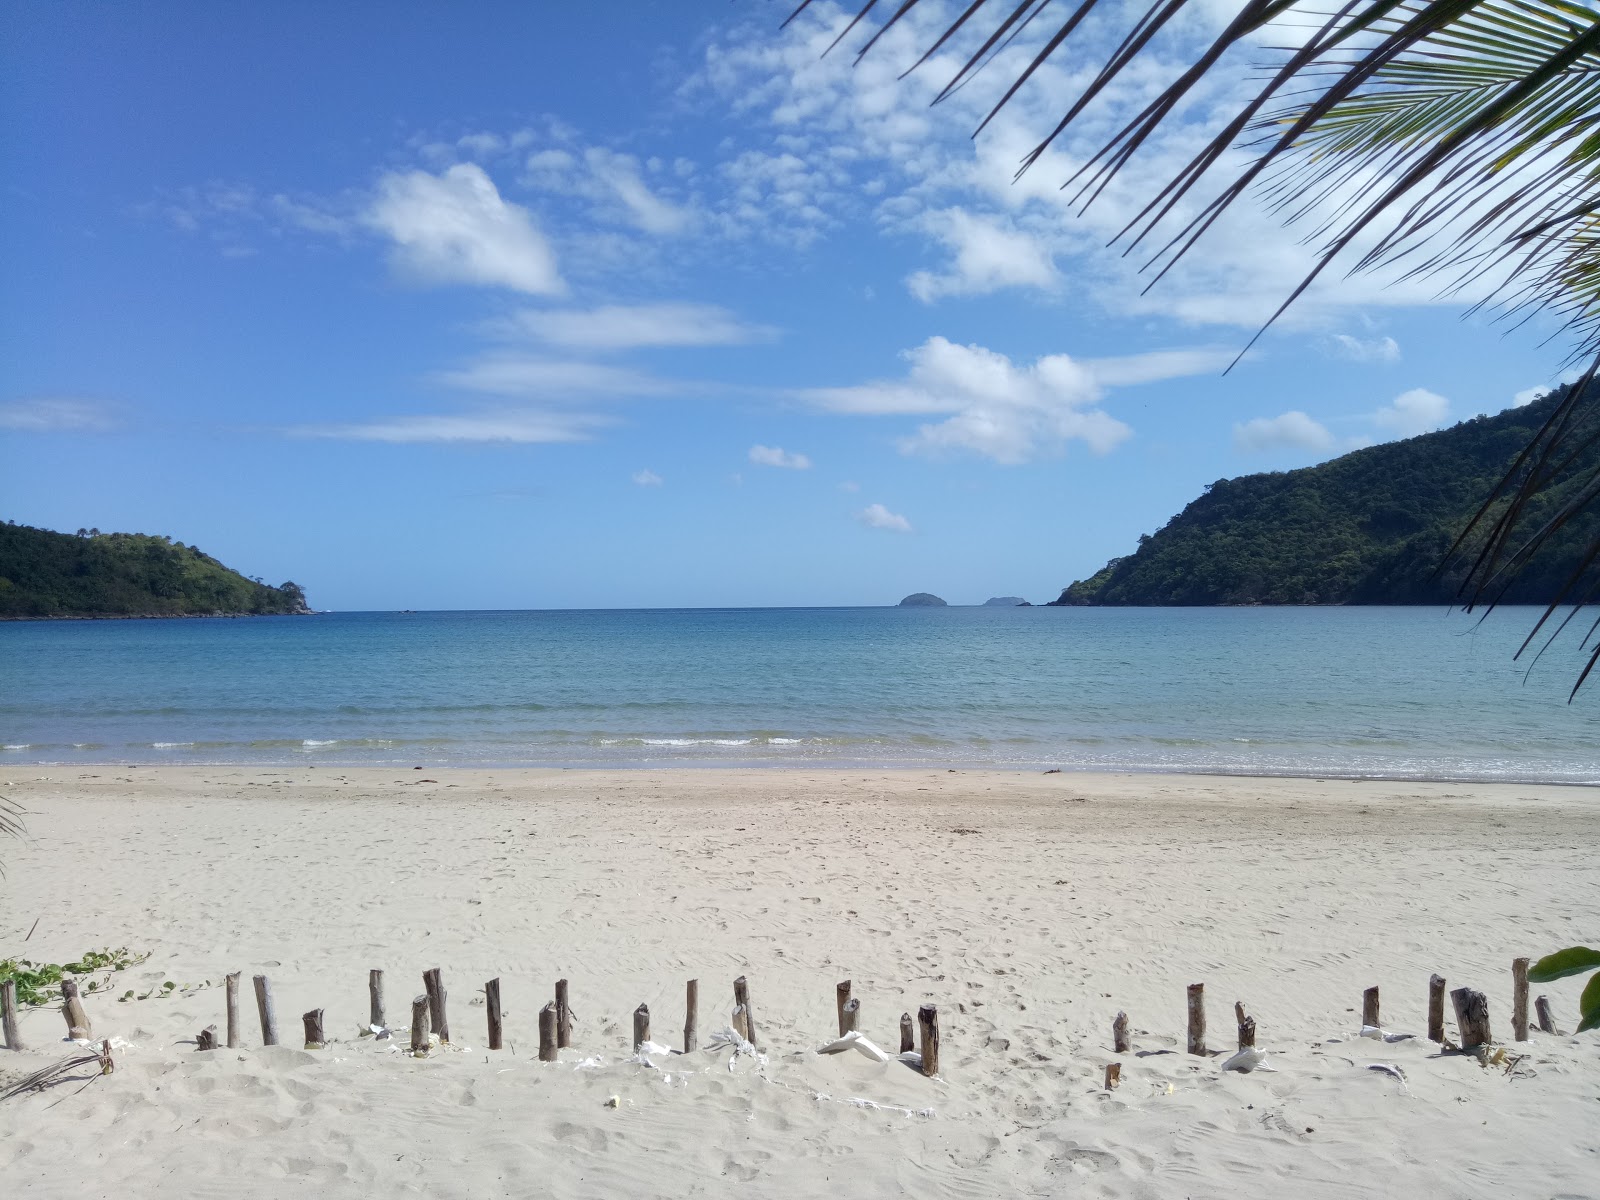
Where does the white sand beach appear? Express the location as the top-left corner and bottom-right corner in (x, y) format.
(1, 766), (1596, 1198)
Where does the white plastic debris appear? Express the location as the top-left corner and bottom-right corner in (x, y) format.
(1367, 1063), (1407, 1086)
(815, 1031), (892, 1063)
(1221, 1047), (1277, 1073)
(1359, 1025), (1416, 1043)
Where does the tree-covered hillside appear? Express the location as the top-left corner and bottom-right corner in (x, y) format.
(0, 523), (311, 618)
(1055, 389), (1598, 606)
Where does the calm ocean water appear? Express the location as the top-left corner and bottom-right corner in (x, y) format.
(0, 607), (1595, 782)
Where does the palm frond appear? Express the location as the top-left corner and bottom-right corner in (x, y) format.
(0, 1041), (114, 1103)
(0, 795), (23, 878)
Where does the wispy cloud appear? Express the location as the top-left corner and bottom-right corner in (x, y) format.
(432, 355), (677, 398)
(906, 208), (1058, 303)
(295, 407), (605, 444)
(856, 503), (912, 533)
(799, 336), (1130, 464)
(632, 468), (664, 486)
(0, 397), (121, 432)
(748, 444), (811, 469)
(1233, 410), (1335, 453)
(1327, 333), (1401, 363)
(489, 303), (774, 351)
(366, 164), (563, 295)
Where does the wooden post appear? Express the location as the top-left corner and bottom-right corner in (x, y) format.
(556, 978), (572, 1049)
(836, 980), (852, 1037)
(303, 1009), (325, 1049)
(369, 969), (385, 1030)
(61, 979), (92, 1040)
(684, 979), (698, 1053)
(732, 1004), (750, 1042)
(633, 1003), (651, 1052)
(1535, 995), (1556, 1035)
(841, 997), (861, 1035)
(1451, 987), (1492, 1048)
(2, 978), (21, 1051)
(410, 995), (430, 1056)
(253, 975), (278, 1047)
(733, 975), (757, 1048)
(539, 1002), (557, 1061)
(1186, 983), (1206, 1056)
(1112, 1010), (1130, 1053)
(1512, 958), (1530, 1042)
(1103, 1062), (1121, 1090)
(900, 1012), (914, 1054)
(1235, 1001), (1256, 1050)
(1428, 974), (1446, 1042)
(225, 972), (241, 1049)
(423, 968), (449, 1043)
(917, 1004), (940, 1078)
(485, 978), (502, 1051)
(1362, 986), (1380, 1029)
(197, 1025), (219, 1051)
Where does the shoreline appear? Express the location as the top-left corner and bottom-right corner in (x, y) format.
(3, 766), (1597, 1196)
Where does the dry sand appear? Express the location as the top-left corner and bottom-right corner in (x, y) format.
(1, 766), (1596, 1199)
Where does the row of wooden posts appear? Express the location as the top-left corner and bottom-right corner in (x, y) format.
(0, 956), (1553, 1082)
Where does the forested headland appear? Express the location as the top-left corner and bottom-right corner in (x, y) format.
(1055, 388), (1598, 606)
(0, 522), (311, 618)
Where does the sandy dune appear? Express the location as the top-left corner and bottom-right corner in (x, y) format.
(1, 767), (1596, 1198)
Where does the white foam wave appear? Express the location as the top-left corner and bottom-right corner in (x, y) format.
(151, 742), (194, 749)
(3, 744), (31, 751)
(640, 737), (755, 747)
(301, 739), (338, 748)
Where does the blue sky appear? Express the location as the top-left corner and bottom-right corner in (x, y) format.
(1, 1), (1579, 609)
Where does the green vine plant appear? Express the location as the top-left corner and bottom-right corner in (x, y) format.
(1529, 946), (1600, 1033)
(0, 948), (152, 1006)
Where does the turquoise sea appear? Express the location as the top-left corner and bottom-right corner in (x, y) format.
(0, 607), (1595, 782)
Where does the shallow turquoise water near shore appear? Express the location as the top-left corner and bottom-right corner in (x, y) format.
(1, 606), (1595, 781)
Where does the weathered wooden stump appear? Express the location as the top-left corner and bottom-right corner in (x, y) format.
(539, 1002), (558, 1061)
(423, 968), (449, 1044)
(732, 1004), (750, 1043)
(1451, 987), (1492, 1048)
(1235, 1001), (1256, 1050)
(1103, 1062), (1121, 1090)
(197, 1025), (219, 1051)
(1362, 986), (1380, 1029)
(1512, 958), (1530, 1042)
(303, 1009), (325, 1049)
(633, 1003), (651, 1052)
(225, 972), (241, 1049)
(410, 995), (430, 1056)
(900, 1012), (915, 1054)
(684, 979), (698, 1053)
(1428, 974), (1446, 1042)
(1186, 984), (1206, 1056)
(253, 975), (278, 1047)
(556, 978), (572, 1049)
(917, 1004), (940, 1078)
(485, 978), (503, 1051)
(841, 997), (861, 1035)
(61, 979), (92, 1041)
(1535, 995), (1557, 1035)
(836, 980), (852, 1037)
(369, 969), (385, 1031)
(733, 976), (758, 1048)
(1112, 1010), (1130, 1053)
(2, 978), (21, 1051)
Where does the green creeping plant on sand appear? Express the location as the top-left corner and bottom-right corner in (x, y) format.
(0, 947), (151, 1006)
(1529, 947), (1600, 1034)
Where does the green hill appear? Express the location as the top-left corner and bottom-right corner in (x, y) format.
(0, 522), (311, 618)
(1054, 389), (1599, 606)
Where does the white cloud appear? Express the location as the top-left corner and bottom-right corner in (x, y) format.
(296, 408), (604, 444)
(366, 164), (563, 294)
(1513, 385), (1549, 408)
(800, 336), (1131, 464)
(1081, 347), (1241, 387)
(1373, 387), (1449, 437)
(748, 444), (812, 469)
(632, 468), (664, 486)
(491, 303), (773, 351)
(1233, 411), (1335, 453)
(433, 356), (676, 398)
(1327, 334), (1401, 363)
(0, 397), (120, 432)
(584, 148), (694, 235)
(905, 208), (1058, 302)
(837, 480), (860, 492)
(857, 503), (912, 533)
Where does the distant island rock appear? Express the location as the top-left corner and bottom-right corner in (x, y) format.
(1052, 387), (1598, 606)
(0, 522), (312, 619)
(898, 592), (947, 607)
(983, 596), (1029, 606)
